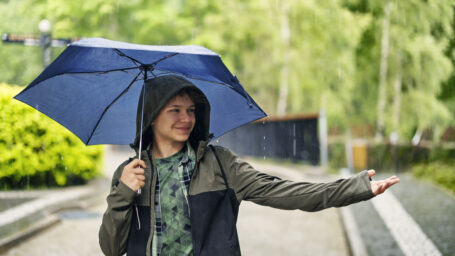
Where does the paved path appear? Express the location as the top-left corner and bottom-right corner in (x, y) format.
(371, 191), (441, 256)
(1, 146), (350, 255)
(237, 160), (349, 256)
(1, 198), (106, 256)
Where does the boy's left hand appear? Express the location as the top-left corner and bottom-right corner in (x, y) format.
(368, 170), (400, 195)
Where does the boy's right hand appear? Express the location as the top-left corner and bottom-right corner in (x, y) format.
(120, 159), (146, 191)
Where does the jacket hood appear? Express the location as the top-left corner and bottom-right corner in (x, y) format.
(131, 75), (211, 151)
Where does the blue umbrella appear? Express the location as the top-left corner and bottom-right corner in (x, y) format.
(14, 38), (266, 156)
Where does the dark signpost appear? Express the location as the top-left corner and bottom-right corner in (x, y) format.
(2, 20), (75, 67)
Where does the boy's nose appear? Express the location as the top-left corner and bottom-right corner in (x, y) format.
(180, 112), (193, 122)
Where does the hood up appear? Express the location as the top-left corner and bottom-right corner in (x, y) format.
(131, 75), (211, 152)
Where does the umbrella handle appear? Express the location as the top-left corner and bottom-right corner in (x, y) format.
(137, 125), (143, 196)
(136, 73), (147, 196)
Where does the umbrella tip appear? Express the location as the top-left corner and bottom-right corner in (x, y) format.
(231, 76), (239, 84)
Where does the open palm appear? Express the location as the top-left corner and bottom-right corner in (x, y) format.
(368, 170), (400, 195)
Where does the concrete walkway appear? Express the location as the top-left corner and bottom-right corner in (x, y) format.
(238, 160), (349, 256)
(1, 197), (107, 256)
(1, 146), (350, 255)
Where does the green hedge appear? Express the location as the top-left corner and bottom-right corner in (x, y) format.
(413, 162), (455, 194)
(328, 142), (453, 172)
(0, 83), (103, 189)
(328, 142), (346, 172)
(328, 141), (455, 194)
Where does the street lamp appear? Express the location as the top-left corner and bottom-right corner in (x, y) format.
(2, 20), (74, 68)
(39, 19), (52, 67)
(38, 19), (51, 33)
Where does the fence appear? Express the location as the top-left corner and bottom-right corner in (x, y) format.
(214, 114), (320, 165)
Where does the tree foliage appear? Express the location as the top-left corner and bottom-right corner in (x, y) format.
(345, 0), (454, 141)
(0, 0), (454, 142)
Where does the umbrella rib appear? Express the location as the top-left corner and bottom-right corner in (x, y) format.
(113, 49), (143, 67)
(152, 68), (254, 106)
(153, 68), (234, 89)
(151, 53), (179, 66)
(86, 70), (142, 145)
(113, 48), (179, 68)
(61, 67), (140, 75)
(35, 68), (141, 82)
(169, 70), (254, 105)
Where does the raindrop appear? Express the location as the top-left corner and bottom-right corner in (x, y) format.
(262, 121), (265, 125)
(263, 136), (266, 140)
(263, 156), (266, 160)
(216, 139), (219, 143)
(293, 138), (296, 157)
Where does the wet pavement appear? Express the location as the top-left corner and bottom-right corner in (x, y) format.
(1, 146), (454, 255)
(349, 173), (454, 256)
(237, 160), (349, 256)
(0, 147), (350, 256)
(1, 198), (106, 256)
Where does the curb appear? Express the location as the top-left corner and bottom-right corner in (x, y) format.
(337, 171), (368, 256)
(0, 179), (108, 252)
(0, 214), (60, 253)
(339, 206), (368, 256)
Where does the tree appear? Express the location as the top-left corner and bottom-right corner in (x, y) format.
(346, 0), (454, 142)
(1, 0), (453, 141)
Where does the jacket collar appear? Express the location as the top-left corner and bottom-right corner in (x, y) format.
(135, 139), (209, 163)
(196, 140), (209, 162)
(137, 140), (202, 163)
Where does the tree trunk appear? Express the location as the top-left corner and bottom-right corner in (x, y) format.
(375, 1), (392, 141)
(392, 50), (402, 143)
(276, 2), (291, 115)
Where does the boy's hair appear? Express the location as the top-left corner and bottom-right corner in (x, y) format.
(174, 87), (205, 105)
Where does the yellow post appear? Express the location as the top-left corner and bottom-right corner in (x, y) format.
(353, 140), (368, 171)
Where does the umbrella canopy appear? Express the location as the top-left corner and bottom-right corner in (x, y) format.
(14, 38), (266, 146)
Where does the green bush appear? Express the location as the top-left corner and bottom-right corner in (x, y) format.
(328, 141), (451, 172)
(413, 162), (455, 195)
(429, 146), (455, 163)
(328, 142), (346, 172)
(0, 83), (104, 189)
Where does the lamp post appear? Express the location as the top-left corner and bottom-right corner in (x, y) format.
(39, 19), (52, 67)
(2, 20), (74, 68)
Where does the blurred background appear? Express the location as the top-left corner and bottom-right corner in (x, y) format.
(0, 0), (454, 255)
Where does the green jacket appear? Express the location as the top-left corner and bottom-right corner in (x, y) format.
(99, 140), (374, 256)
(98, 75), (375, 256)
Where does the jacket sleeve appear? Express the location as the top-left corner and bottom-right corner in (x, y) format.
(216, 147), (375, 212)
(99, 160), (137, 256)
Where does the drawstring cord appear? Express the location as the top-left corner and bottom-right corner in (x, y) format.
(134, 202), (141, 230)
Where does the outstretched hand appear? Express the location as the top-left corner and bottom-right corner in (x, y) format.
(368, 170), (400, 196)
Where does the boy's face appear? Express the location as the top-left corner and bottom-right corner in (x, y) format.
(152, 93), (196, 145)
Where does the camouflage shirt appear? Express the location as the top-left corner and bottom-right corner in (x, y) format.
(152, 143), (196, 256)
